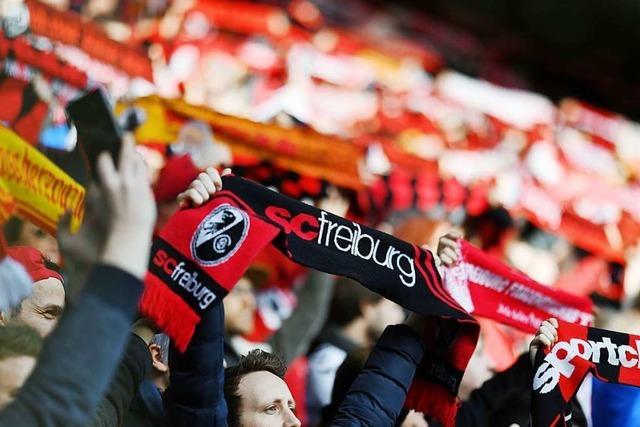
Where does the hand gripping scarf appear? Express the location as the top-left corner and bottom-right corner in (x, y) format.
(444, 240), (594, 334)
(140, 175), (479, 427)
(532, 321), (640, 427)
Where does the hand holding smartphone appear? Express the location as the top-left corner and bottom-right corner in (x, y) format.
(66, 89), (122, 181)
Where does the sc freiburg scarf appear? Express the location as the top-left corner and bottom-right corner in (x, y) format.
(140, 175), (479, 427)
(532, 321), (640, 426)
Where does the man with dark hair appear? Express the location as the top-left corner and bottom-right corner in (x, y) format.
(224, 349), (299, 427)
(306, 277), (404, 424)
(0, 324), (42, 409)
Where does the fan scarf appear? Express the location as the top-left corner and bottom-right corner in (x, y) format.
(532, 321), (640, 427)
(443, 240), (594, 334)
(140, 175), (479, 427)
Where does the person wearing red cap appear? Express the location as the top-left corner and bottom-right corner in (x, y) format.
(0, 246), (65, 337)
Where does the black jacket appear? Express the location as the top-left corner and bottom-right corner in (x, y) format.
(89, 335), (153, 427)
(455, 353), (586, 427)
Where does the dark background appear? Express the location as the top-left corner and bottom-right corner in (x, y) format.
(398, 0), (640, 119)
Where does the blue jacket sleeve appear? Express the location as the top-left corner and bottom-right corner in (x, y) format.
(592, 381), (640, 427)
(0, 265), (143, 427)
(331, 325), (425, 426)
(163, 299), (227, 427)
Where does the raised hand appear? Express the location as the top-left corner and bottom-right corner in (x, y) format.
(436, 231), (462, 267)
(177, 167), (231, 207)
(98, 136), (156, 279)
(529, 318), (559, 366)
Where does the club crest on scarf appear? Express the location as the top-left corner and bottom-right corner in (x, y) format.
(191, 204), (249, 266)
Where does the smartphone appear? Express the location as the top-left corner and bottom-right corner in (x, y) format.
(66, 89), (122, 181)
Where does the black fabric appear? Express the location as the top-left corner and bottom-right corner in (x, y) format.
(124, 380), (165, 427)
(89, 335), (153, 427)
(448, 353), (587, 427)
(219, 176), (480, 415)
(310, 327), (359, 357)
(221, 176), (480, 424)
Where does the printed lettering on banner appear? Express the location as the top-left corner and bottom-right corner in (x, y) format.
(533, 338), (640, 394)
(266, 207), (417, 287)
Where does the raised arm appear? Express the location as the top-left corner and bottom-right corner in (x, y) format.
(163, 167), (229, 427)
(331, 322), (425, 426)
(0, 137), (156, 427)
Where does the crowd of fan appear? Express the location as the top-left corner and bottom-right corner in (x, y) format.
(0, 137), (633, 427)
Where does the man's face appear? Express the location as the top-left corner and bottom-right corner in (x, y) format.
(224, 277), (256, 336)
(0, 355), (36, 409)
(13, 278), (65, 337)
(17, 222), (61, 265)
(237, 371), (301, 427)
(364, 298), (405, 341)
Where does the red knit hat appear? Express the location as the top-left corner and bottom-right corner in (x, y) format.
(6, 246), (63, 283)
(153, 155), (201, 204)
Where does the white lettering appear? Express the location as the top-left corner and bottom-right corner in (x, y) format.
(316, 212), (416, 287)
(334, 225), (353, 252)
(170, 262), (216, 309)
(618, 345), (637, 368)
(534, 336), (636, 395)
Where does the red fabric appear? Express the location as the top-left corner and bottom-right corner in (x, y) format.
(13, 101), (48, 146)
(444, 240), (594, 333)
(0, 77), (47, 145)
(555, 256), (623, 302)
(153, 155), (201, 204)
(0, 233), (7, 259)
(0, 78), (24, 123)
(140, 192), (280, 351)
(249, 245), (306, 289)
(6, 246), (62, 282)
(478, 318), (530, 372)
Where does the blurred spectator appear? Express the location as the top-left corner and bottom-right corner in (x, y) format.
(0, 136), (156, 426)
(320, 346), (428, 427)
(306, 277), (404, 425)
(0, 249), (32, 314)
(3, 218), (61, 265)
(224, 276), (265, 366)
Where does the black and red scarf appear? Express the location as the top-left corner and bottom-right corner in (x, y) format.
(140, 175), (479, 427)
(532, 321), (640, 426)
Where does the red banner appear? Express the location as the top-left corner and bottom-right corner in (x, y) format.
(0, 32), (88, 88)
(25, 0), (152, 80)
